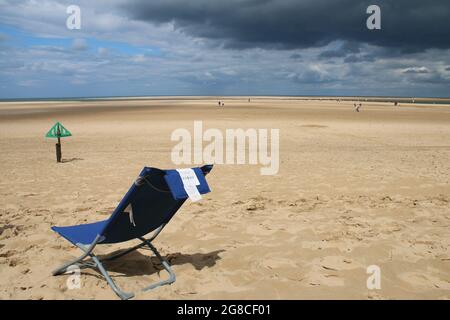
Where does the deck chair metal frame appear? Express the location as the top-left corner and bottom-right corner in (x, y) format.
(51, 165), (212, 300)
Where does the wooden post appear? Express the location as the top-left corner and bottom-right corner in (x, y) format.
(56, 127), (62, 163)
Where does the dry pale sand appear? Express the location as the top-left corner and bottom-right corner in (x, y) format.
(0, 97), (449, 300)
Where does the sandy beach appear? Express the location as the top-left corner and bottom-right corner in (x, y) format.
(0, 97), (449, 300)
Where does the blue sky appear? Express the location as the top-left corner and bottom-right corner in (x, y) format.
(0, 24), (159, 56)
(0, 0), (449, 99)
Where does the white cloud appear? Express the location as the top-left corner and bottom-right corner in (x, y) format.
(131, 54), (146, 63)
(402, 66), (430, 74)
(97, 47), (108, 56)
(72, 38), (88, 51)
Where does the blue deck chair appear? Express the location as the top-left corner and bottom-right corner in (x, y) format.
(51, 165), (213, 300)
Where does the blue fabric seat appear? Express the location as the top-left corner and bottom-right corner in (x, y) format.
(52, 220), (109, 245)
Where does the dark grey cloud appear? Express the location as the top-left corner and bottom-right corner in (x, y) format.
(343, 54), (375, 63)
(122, 0), (450, 51)
(319, 50), (347, 59)
(406, 72), (450, 85)
(289, 53), (302, 60)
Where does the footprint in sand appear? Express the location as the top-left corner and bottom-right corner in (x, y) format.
(0, 224), (25, 240)
(317, 256), (358, 271)
(398, 272), (450, 290)
(239, 196), (271, 212)
(304, 256), (361, 287)
(74, 206), (93, 212)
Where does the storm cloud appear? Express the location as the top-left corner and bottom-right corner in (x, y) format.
(1, 0), (450, 98)
(123, 0), (450, 51)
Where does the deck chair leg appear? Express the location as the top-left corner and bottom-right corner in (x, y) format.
(52, 236), (102, 276)
(52, 256), (85, 276)
(141, 242), (176, 292)
(52, 245), (97, 276)
(91, 255), (135, 300)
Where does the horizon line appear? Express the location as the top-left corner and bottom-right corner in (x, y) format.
(2, 94), (450, 103)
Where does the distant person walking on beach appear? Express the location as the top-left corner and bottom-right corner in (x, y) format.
(354, 103), (361, 112)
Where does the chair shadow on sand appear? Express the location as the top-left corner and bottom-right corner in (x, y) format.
(81, 249), (225, 279)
